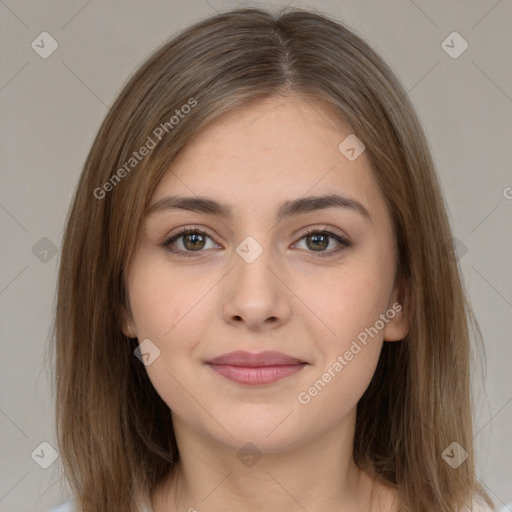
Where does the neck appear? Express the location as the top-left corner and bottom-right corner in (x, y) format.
(151, 409), (397, 512)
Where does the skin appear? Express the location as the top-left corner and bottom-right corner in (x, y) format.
(122, 93), (410, 512)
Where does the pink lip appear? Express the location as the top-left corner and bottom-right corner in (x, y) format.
(206, 350), (306, 366)
(205, 350), (308, 385)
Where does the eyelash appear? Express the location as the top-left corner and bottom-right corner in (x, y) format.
(162, 226), (352, 259)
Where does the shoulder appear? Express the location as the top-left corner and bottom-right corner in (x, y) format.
(48, 499), (154, 512)
(49, 502), (75, 512)
(462, 501), (496, 512)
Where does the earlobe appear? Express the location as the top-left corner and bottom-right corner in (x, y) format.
(383, 279), (411, 342)
(383, 304), (409, 342)
(120, 307), (136, 338)
(123, 323), (136, 339)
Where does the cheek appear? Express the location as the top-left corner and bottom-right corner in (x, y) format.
(127, 256), (216, 365)
(297, 342), (382, 432)
(127, 263), (211, 414)
(128, 255), (211, 340)
(296, 258), (393, 345)
(296, 269), (389, 418)
(295, 249), (394, 417)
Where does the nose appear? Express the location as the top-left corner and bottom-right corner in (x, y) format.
(221, 244), (292, 331)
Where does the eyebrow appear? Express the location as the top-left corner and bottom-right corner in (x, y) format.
(146, 193), (371, 223)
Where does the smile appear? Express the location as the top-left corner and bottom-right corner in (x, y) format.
(206, 362), (307, 385)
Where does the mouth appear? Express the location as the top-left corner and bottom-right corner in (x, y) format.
(205, 350), (309, 385)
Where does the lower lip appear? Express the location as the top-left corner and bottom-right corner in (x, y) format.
(206, 363), (306, 385)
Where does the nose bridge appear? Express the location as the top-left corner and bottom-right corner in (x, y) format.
(232, 234), (279, 296)
(221, 234), (291, 328)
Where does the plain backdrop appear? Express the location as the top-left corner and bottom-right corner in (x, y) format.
(0, 1), (511, 511)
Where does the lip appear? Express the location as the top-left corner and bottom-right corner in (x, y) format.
(205, 350), (308, 385)
(206, 350), (306, 366)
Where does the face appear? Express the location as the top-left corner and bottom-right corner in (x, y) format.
(122, 93), (409, 452)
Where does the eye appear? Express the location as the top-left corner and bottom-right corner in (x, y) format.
(162, 227), (220, 257)
(162, 226), (352, 258)
(293, 228), (352, 258)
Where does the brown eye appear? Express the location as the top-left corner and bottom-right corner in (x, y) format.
(295, 229), (352, 258)
(182, 232), (206, 251)
(163, 228), (220, 257)
(305, 233), (329, 251)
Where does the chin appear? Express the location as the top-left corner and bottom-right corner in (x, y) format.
(208, 412), (305, 452)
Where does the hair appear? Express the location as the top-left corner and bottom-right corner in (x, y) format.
(52, 6), (493, 512)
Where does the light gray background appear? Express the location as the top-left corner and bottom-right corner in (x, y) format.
(0, 1), (511, 511)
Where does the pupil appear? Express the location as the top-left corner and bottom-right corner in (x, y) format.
(308, 234), (328, 251)
(185, 233), (204, 250)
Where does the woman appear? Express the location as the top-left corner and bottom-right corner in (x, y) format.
(52, 7), (494, 512)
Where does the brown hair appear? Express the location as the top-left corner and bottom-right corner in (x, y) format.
(53, 6), (493, 511)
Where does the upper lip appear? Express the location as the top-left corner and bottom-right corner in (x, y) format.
(205, 350), (307, 367)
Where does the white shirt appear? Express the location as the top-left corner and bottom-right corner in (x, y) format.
(50, 499), (506, 511)
(50, 499), (153, 511)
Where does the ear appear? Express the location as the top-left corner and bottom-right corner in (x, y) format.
(120, 305), (137, 339)
(383, 277), (410, 342)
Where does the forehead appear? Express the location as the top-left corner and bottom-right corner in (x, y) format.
(150, 94), (385, 220)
